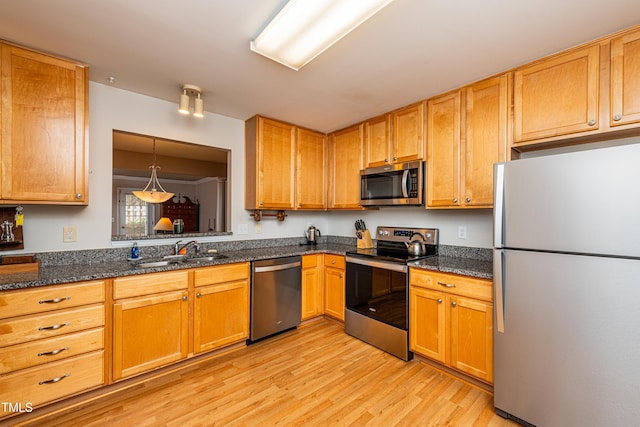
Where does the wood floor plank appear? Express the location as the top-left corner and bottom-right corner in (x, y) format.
(8, 320), (518, 427)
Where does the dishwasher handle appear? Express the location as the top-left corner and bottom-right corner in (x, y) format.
(253, 261), (301, 273)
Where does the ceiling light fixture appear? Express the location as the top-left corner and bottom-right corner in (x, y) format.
(132, 138), (175, 204)
(178, 84), (204, 117)
(250, 0), (394, 71)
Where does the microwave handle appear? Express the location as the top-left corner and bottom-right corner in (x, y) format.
(401, 169), (409, 198)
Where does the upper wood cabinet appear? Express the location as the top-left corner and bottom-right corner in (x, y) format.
(245, 116), (296, 210)
(393, 102), (425, 164)
(427, 91), (461, 208)
(364, 102), (425, 168)
(364, 114), (391, 167)
(296, 128), (326, 210)
(513, 44), (600, 144)
(0, 42), (88, 204)
(327, 124), (364, 210)
(610, 28), (640, 127)
(427, 74), (509, 208)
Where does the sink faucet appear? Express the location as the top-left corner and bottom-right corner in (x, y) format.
(174, 240), (200, 256)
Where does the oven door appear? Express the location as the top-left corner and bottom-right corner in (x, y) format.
(345, 256), (408, 329)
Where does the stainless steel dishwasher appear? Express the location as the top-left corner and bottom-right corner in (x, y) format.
(250, 255), (302, 341)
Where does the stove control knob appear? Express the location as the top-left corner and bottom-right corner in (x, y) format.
(378, 230), (384, 236)
(383, 230), (389, 236)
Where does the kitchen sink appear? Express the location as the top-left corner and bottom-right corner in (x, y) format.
(134, 260), (174, 268)
(184, 254), (228, 263)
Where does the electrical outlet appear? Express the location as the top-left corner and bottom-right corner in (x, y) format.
(63, 226), (77, 243)
(255, 223), (262, 234)
(237, 224), (248, 235)
(458, 226), (467, 239)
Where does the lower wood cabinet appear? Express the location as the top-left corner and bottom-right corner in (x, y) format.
(409, 268), (493, 383)
(0, 280), (105, 418)
(301, 254), (323, 320)
(112, 290), (189, 381)
(193, 263), (250, 353)
(324, 254), (345, 321)
(112, 264), (250, 381)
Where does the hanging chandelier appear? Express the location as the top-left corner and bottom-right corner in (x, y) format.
(132, 139), (174, 203)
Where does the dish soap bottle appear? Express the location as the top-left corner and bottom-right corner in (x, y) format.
(131, 242), (140, 260)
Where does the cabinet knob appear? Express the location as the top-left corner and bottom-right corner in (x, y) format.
(451, 301), (457, 307)
(339, 273), (343, 279)
(182, 295), (188, 301)
(613, 114), (622, 121)
(452, 198), (458, 203)
(465, 197), (471, 203)
(196, 293), (202, 298)
(587, 119), (596, 126)
(331, 260), (335, 264)
(259, 201), (264, 206)
(437, 298), (442, 304)
(298, 203), (302, 208)
(384, 158), (388, 162)
(74, 193), (82, 199)
(393, 157), (397, 161)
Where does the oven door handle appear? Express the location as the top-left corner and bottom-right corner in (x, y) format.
(346, 256), (408, 273)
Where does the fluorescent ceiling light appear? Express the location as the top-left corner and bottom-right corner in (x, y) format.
(251, 0), (394, 71)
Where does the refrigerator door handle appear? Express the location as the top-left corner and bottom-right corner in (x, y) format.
(494, 163), (505, 248)
(494, 249), (505, 333)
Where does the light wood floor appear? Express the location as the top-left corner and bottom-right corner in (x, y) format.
(14, 320), (518, 427)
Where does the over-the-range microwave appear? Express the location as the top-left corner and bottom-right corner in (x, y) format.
(359, 161), (424, 206)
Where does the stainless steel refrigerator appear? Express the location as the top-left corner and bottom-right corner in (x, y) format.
(493, 143), (640, 427)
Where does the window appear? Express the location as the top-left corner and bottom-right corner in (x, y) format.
(117, 188), (156, 236)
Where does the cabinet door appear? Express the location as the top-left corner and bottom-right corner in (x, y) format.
(393, 102), (425, 163)
(301, 254), (323, 320)
(513, 45), (599, 143)
(324, 257), (345, 321)
(194, 279), (249, 353)
(611, 29), (640, 126)
(364, 114), (392, 167)
(328, 124), (363, 209)
(449, 296), (493, 383)
(296, 128), (326, 209)
(427, 91), (461, 207)
(113, 291), (188, 380)
(463, 74), (509, 207)
(0, 43), (87, 203)
(409, 286), (446, 363)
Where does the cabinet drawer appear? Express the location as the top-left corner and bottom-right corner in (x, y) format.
(0, 281), (105, 319)
(193, 262), (250, 286)
(0, 304), (104, 347)
(0, 350), (104, 415)
(324, 254), (345, 269)
(0, 328), (103, 374)
(410, 269), (492, 302)
(113, 270), (189, 300)
(302, 254), (320, 269)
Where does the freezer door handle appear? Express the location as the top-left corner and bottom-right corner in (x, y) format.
(494, 163), (505, 248)
(494, 249), (505, 333)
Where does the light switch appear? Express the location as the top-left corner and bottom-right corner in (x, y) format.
(63, 226), (77, 243)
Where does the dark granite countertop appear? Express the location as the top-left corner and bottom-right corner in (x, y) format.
(409, 256), (493, 280)
(0, 243), (352, 291)
(0, 243), (493, 291)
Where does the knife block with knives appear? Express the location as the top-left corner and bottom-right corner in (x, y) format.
(355, 219), (373, 249)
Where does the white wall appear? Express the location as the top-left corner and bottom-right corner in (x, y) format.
(10, 83), (493, 254)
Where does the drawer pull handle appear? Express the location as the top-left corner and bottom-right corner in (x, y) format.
(39, 296), (71, 304)
(39, 373), (70, 385)
(38, 346), (70, 357)
(39, 322), (70, 331)
(437, 281), (456, 288)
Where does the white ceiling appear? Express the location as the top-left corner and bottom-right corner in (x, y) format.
(1, 1), (639, 133)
